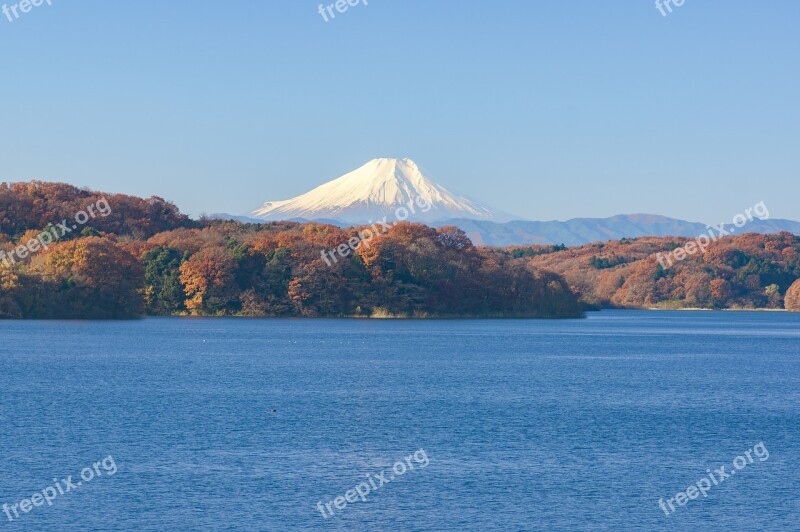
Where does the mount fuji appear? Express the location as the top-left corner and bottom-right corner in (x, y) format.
(249, 158), (517, 224)
(210, 158), (800, 247)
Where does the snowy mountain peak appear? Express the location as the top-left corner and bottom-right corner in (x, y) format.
(250, 158), (516, 224)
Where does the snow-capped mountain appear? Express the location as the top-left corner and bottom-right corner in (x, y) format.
(250, 158), (517, 224)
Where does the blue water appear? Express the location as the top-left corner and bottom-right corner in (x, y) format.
(1, 311), (798, 530)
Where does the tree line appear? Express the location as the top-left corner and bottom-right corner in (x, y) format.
(0, 182), (582, 319)
(3, 181), (799, 318)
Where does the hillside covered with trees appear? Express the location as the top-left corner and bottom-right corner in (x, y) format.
(501, 233), (800, 310)
(2, 182), (799, 319)
(0, 182), (582, 319)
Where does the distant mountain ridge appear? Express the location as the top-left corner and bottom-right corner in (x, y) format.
(212, 211), (800, 247)
(438, 214), (800, 247)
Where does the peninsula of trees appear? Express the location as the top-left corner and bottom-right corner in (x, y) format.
(0, 182), (581, 319)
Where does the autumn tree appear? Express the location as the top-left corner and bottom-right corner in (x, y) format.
(288, 262), (352, 316)
(709, 279), (733, 307)
(179, 246), (239, 315)
(0, 269), (22, 318)
(27, 237), (144, 318)
(786, 279), (800, 312)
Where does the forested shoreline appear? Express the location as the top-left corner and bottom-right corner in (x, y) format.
(1, 182), (799, 319)
(0, 182), (582, 319)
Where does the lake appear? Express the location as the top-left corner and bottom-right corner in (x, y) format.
(1, 310), (798, 530)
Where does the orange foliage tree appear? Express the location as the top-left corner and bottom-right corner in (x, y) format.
(786, 279), (800, 312)
(179, 246), (239, 314)
(27, 237), (144, 318)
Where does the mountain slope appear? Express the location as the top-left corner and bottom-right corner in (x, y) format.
(250, 158), (517, 223)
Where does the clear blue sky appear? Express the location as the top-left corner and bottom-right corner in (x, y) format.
(1, 0), (798, 223)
